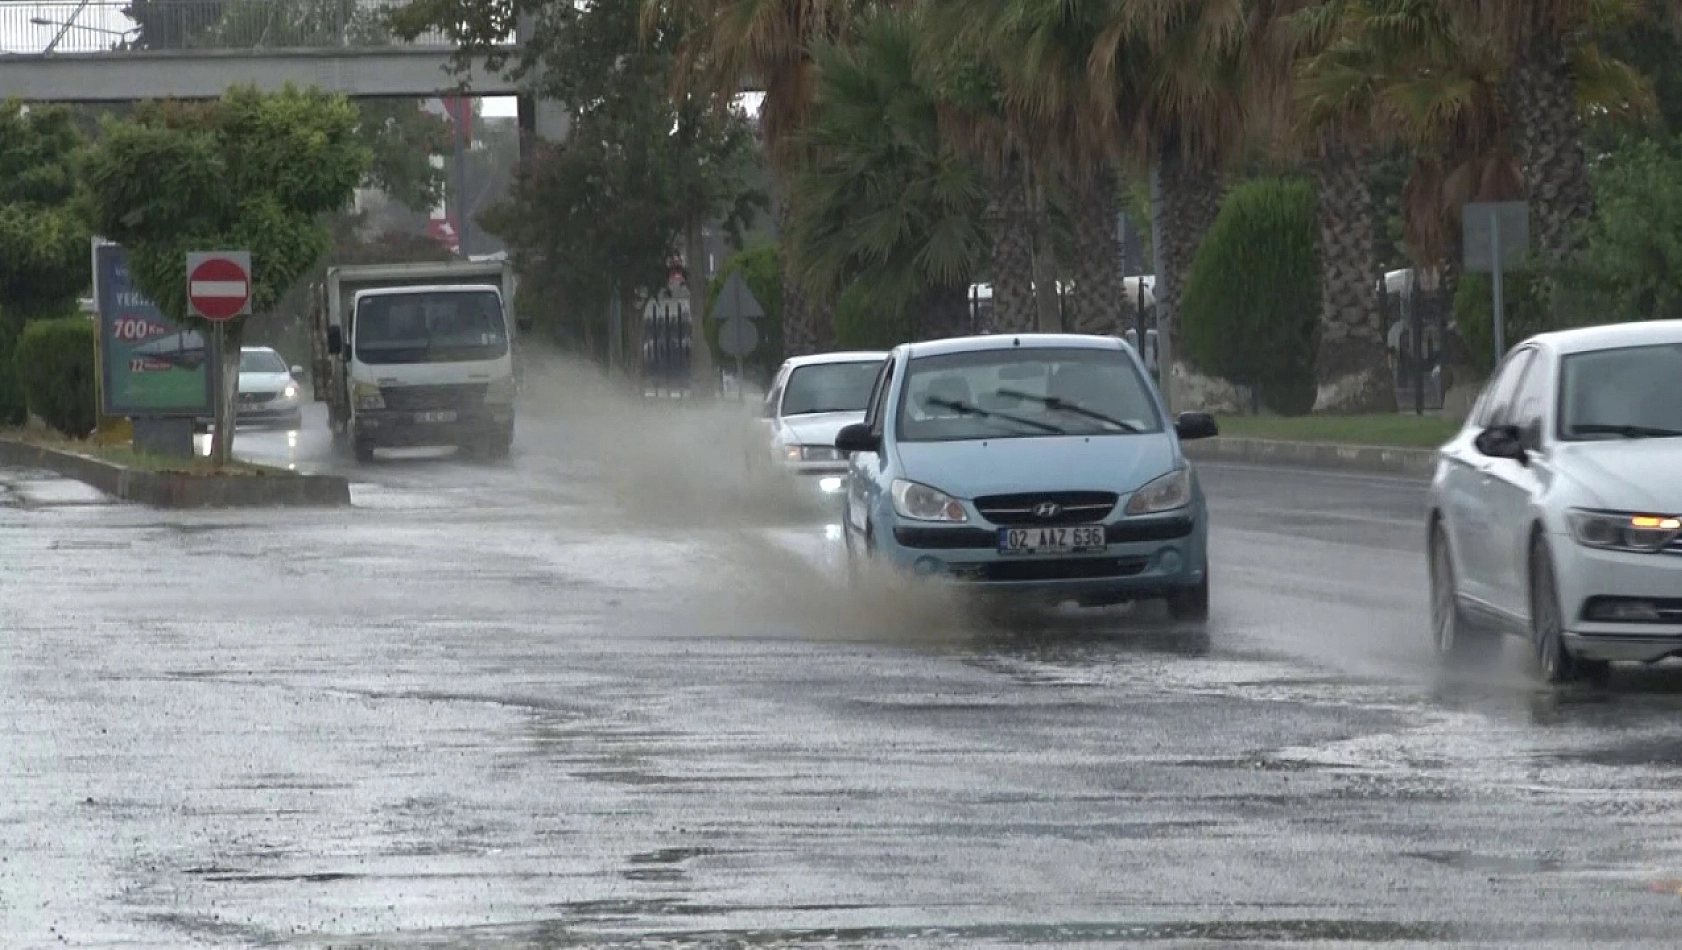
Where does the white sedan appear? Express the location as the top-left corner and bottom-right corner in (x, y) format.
(758, 351), (887, 499)
(1427, 320), (1682, 683)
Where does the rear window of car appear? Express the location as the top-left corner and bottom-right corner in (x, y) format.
(895, 347), (1162, 443)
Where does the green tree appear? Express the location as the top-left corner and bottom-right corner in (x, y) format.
(1559, 134), (1682, 325)
(81, 85), (369, 465)
(648, 0), (853, 357)
(790, 11), (988, 346)
(391, 0), (764, 380)
(0, 101), (91, 321)
(1181, 177), (1321, 416)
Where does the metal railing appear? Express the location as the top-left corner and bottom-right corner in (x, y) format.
(0, 0), (486, 54)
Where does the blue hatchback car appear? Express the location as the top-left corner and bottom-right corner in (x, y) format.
(834, 333), (1219, 621)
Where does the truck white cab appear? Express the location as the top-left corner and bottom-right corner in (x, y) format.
(312, 261), (519, 463)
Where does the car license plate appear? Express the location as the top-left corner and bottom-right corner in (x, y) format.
(998, 525), (1106, 555)
(415, 410), (457, 423)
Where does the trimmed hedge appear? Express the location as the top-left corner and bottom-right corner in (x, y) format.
(0, 309), (23, 426)
(16, 316), (97, 437)
(1181, 177), (1320, 416)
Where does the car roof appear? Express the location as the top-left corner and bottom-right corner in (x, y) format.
(1527, 320), (1682, 356)
(898, 333), (1125, 360)
(781, 350), (889, 368)
(240, 346), (279, 354)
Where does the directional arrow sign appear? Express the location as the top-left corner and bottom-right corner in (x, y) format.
(186, 251), (252, 322)
(718, 317), (759, 358)
(713, 270), (765, 324)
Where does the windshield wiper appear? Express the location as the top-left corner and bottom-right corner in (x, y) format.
(994, 388), (1143, 432)
(925, 397), (1066, 434)
(1571, 423), (1682, 439)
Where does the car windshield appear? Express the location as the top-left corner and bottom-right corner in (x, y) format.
(239, 349), (287, 374)
(1558, 342), (1682, 440)
(355, 290), (508, 365)
(895, 346), (1162, 442)
(780, 360), (881, 415)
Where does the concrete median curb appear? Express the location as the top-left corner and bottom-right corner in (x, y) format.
(0, 437), (351, 508)
(1182, 436), (1437, 479)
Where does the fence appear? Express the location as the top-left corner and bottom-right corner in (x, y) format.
(640, 294), (691, 398)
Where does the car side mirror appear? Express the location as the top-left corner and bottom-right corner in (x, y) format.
(290, 365), (304, 377)
(835, 422), (880, 454)
(1174, 411), (1219, 441)
(1474, 424), (1528, 464)
(326, 326), (343, 356)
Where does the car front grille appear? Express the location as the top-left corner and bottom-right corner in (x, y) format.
(894, 516), (1194, 550)
(239, 391), (276, 406)
(973, 491), (1119, 526)
(949, 556), (1149, 582)
(382, 383), (487, 412)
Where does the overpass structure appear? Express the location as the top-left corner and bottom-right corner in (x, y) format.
(0, 0), (519, 101)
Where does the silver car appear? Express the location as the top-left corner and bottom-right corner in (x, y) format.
(759, 351), (888, 501)
(236, 346), (304, 429)
(1427, 320), (1682, 683)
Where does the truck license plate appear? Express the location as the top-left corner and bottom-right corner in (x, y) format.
(416, 410), (457, 423)
(998, 525), (1106, 555)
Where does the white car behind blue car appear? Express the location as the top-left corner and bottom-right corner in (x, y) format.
(835, 333), (1219, 621)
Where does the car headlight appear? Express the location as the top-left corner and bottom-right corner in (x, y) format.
(891, 479), (968, 523)
(1568, 510), (1681, 553)
(781, 444), (842, 463)
(281, 383), (299, 401)
(485, 375), (516, 404)
(1124, 468), (1192, 515)
(352, 381), (384, 411)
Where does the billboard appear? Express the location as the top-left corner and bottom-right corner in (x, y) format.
(94, 240), (215, 418)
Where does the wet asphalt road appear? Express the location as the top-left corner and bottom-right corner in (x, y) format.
(8, 401), (1682, 947)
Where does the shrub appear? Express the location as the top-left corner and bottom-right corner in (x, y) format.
(15, 316), (96, 437)
(1181, 177), (1320, 416)
(705, 242), (783, 384)
(0, 309), (23, 426)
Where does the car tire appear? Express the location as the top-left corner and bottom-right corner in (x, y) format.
(1166, 569), (1210, 624)
(1428, 525), (1498, 666)
(1529, 533), (1588, 685)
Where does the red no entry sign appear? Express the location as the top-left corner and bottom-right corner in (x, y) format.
(186, 251), (252, 322)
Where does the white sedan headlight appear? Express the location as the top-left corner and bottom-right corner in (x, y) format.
(281, 383), (299, 401)
(782, 444), (842, 463)
(1124, 468), (1192, 515)
(1569, 509), (1682, 553)
(891, 479), (968, 523)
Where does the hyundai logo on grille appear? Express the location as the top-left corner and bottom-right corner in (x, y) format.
(1032, 501), (1062, 519)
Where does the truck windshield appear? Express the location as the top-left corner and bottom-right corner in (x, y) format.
(355, 290), (508, 365)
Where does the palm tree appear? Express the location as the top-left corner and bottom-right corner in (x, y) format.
(933, 55), (1041, 333)
(647, 0), (853, 355)
(788, 11), (990, 343)
(1089, 0), (1297, 403)
(1300, 0), (1650, 378)
(931, 0), (1128, 337)
(1473, 0), (1644, 268)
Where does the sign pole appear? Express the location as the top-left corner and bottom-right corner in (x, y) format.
(1490, 211), (1505, 365)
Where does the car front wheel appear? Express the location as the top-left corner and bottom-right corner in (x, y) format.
(1529, 534), (1609, 686)
(1166, 569), (1209, 624)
